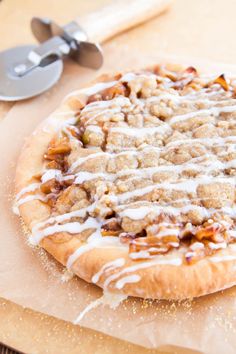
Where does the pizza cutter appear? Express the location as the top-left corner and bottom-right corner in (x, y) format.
(0, 0), (171, 101)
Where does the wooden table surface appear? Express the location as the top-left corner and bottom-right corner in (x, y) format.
(0, 0), (235, 353)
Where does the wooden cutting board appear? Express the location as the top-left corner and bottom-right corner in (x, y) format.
(0, 0), (236, 353)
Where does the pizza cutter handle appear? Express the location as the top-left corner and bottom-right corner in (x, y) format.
(77, 0), (172, 44)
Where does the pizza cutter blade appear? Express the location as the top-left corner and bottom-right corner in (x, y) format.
(0, 18), (103, 102)
(0, 45), (63, 101)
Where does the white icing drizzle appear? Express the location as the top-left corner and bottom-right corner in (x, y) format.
(169, 105), (236, 124)
(74, 292), (127, 325)
(31, 204), (94, 234)
(155, 228), (180, 237)
(208, 242), (227, 250)
(41, 169), (74, 183)
(35, 156), (235, 203)
(146, 92), (235, 107)
(68, 146), (236, 186)
(30, 217), (100, 245)
(119, 206), (153, 220)
(69, 152), (110, 172)
(81, 97), (130, 128)
(185, 251), (195, 259)
(103, 257), (182, 290)
(69, 149), (140, 173)
(117, 177), (236, 203)
(67, 236), (126, 269)
(41, 169), (62, 183)
(74, 172), (108, 184)
(67, 243), (98, 269)
(120, 72), (137, 82)
(14, 169), (75, 214)
(115, 274), (141, 289)
(110, 123), (171, 137)
(14, 183), (40, 202)
(118, 204), (236, 220)
(129, 250), (152, 260)
(13, 194), (48, 215)
(166, 135), (236, 148)
(190, 242), (204, 251)
(92, 258), (125, 284)
(13, 156), (229, 215)
(116, 158), (236, 178)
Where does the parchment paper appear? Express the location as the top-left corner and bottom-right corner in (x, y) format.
(1, 55), (236, 354)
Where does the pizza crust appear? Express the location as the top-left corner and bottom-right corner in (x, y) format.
(15, 64), (236, 300)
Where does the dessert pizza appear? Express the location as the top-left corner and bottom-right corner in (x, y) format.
(14, 64), (236, 300)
